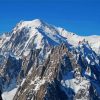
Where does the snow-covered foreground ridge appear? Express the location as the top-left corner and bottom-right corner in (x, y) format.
(0, 19), (100, 100)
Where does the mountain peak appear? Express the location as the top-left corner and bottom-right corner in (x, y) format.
(31, 19), (43, 24)
(0, 19), (100, 100)
(14, 19), (45, 31)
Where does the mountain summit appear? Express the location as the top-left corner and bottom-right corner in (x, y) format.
(14, 19), (45, 30)
(0, 19), (100, 100)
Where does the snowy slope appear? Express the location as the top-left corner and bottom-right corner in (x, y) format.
(0, 33), (10, 48)
(0, 19), (68, 57)
(1, 19), (99, 55)
(58, 28), (100, 54)
(2, 88), (18, 100)
(0, 19), (100, 100)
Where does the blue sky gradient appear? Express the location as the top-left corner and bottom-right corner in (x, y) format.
(0, 0), (100, 36)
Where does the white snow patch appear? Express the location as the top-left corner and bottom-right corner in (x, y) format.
(85, 67), (91, 76)
(2, 88), (18, 100)
(30, 77), (45, 91)
(86, 56), (90, 64)
(45, 50), (51, 59)
(91, 62), (95, 65)
(28, 67), (33, 75)
(23, 50), (30, 56)
(61, 74), (90, 93)
(21, 78), (26, 86)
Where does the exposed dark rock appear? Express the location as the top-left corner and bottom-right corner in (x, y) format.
(0, 90), (2, 100)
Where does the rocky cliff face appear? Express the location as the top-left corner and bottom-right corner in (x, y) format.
(12, 44), (100, 100)
(0, 19), (100, 100)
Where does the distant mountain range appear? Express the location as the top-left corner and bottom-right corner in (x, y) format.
(0, 19), (100, 100)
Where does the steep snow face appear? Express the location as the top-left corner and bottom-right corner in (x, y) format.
(1, 19), (68, 56)
(0, 33), (10, 48)
(13, 19), (43, 30)
(75, 41), (100, 79)
(58, 28), (100, 54)
(0, 19), (99, 56)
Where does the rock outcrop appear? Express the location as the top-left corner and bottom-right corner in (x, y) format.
(0, 19), (99, 100)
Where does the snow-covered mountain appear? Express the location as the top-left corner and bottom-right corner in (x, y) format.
(1, 19), (100, 56)
(58, 27), (100, 54)
(0, 19), (100, 100)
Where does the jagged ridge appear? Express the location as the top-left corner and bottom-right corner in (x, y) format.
(0, 19), (99, 100)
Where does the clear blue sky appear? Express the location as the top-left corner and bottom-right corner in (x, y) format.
(0, 0), (100, 36)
